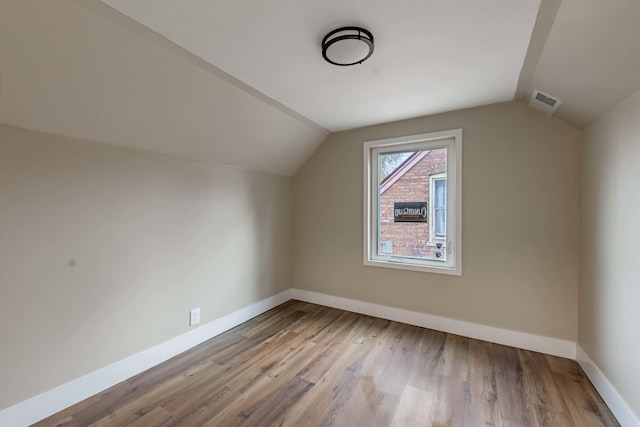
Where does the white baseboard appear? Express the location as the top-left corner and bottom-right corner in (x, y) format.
(0, 288), (584, 426)
(577, 345), (640, 427)
(0, 289), (293, 427)
(291, 289), (576, 359)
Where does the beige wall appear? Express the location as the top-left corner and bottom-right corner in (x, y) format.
(0, 124), (292, 409)
(580, 89), (640, 417)
(293, 101), (581, 340)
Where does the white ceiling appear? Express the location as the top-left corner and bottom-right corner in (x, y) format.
(101, 0), (542, 132)
(2, 0), (640, 176)
(525, 0), (640, 127)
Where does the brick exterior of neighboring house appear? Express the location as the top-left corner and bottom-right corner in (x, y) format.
(379, 149), (447, 259)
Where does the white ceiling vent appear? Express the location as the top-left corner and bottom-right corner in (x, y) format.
(529, 89), (561, 115)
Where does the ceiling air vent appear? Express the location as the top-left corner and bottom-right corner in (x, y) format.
(529, 89), (561, 115)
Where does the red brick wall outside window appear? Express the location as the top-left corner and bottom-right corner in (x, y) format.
(379, 149), (447, 259)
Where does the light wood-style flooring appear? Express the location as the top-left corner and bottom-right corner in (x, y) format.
(36, 300), (619, 426)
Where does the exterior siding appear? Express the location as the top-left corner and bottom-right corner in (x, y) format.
(379, 149), (446, 259)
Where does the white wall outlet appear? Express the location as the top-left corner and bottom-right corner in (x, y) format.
(189, 308), (201, 326)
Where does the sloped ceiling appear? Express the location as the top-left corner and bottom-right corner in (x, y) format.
(0, 0), (328, 176)
(100, 0), (541, 132)
(2, 0), (639, 175)
(522, 0), (640, 127)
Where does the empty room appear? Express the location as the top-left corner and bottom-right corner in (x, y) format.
(1, 0), (639, 426)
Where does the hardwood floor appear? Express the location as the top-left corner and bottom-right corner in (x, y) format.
(35, 300), (619, 426)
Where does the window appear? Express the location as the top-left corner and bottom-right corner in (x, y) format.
(429, 173), (446, 241)
(363, 129), (462, 275)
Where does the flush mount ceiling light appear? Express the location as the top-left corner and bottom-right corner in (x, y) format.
(322, 26), (374, 66)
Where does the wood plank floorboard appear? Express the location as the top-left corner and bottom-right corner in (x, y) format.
(34, 300), (620, 427)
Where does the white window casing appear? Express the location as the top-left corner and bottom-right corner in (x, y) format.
(363, 129), (462, 276)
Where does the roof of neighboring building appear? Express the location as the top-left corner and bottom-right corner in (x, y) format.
(380, 151), (428, 194)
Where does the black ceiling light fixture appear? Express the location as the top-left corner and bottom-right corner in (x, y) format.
(322, 26), (374, 66)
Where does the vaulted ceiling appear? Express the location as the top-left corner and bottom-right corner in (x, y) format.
(100, 0), (540, 132)
(1, 0), (639, 175)
(524, 0), (640, 127)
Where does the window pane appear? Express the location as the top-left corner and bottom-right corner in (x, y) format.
(435, 208), (446, 237)
(378, 148), (447, 261)
(434, 179), (446, 208)
(434, 178), (446, 238)
(378, 151), (414, 182)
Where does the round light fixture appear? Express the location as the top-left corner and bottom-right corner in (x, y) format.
(322, 26), (374, 66)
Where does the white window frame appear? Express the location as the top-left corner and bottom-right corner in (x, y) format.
(429, 172), (447, 242)
(363, 129), (462, 276)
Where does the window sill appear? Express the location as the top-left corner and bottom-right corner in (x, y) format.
(364, 258), (462, 276)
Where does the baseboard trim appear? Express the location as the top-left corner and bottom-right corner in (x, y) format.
(577, 345), (640, 427)
(0, 289), (293, 427)
(1, 288), (582, 426)
(291, 289), (576, 359)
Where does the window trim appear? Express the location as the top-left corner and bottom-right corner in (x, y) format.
(363, 129), (462, 276)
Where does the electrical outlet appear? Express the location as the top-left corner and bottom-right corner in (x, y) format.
(189, 308), (201, 326)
